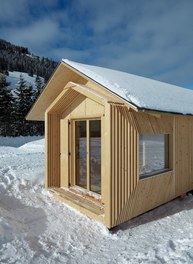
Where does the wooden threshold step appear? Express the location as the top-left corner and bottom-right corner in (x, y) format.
(51, 188), (105, 216)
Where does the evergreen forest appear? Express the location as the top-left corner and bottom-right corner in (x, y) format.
(0, 39), (58, 81)
(0, 73), (44, 136)
(0, 39), (58, 137)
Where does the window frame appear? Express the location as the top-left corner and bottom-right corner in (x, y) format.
(139, 134), (171, 179)
(70, 117), (102, 195)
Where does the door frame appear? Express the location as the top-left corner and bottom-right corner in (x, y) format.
(69, 117), (102, 196)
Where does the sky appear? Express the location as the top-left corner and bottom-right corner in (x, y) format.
(0, 0), (193, 89)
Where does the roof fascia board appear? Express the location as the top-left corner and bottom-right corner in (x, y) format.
(138, 108), (193, 117)
(27, 62), (89, 120)
(62, 61), (139, 112)
(70, 82), (115, 105)
(26, 62), (62, 120)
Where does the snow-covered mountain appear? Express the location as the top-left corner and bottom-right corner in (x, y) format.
(0, 39), (58, 82)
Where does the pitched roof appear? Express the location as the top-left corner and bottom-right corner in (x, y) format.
(63, 59), (193, 115)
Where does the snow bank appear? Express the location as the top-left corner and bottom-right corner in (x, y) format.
(0, 136), (44, 147)
(19, 138), (45, 152)
(1, 137), (193, 263)
(0, 137), (45, 185)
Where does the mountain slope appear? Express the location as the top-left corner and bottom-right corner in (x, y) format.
(0, 39), (48, 137)
(0, 39), (58, 81)
(7, 71), (44, 90)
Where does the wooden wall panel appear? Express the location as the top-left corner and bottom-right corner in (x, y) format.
(109, 111), (193, 228)
(46, 87), (105, 189)
(60, 97), (105, 189)
(110, 105), (139, 227)
(45, 85), (193, 228)
(46, 113), (61, 188)
(175, 116), (193, 196)
(49, 89), (81, 114)
(102, 103), (111, 227)
(67, 95), (86, 117)
(63, 96), (105, 119)
(60, 119), (69, 188)
(132, 111), (154, 133)
(109, 108), (177, 228)
(123, 171), (175, 220)
(132, 112), (173, 134)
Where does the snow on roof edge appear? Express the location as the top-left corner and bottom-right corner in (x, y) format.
(62, 59), (193, 115)
(62, 59), (140, 109)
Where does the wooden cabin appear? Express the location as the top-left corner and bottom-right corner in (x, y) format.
(27, 59), (193, 228)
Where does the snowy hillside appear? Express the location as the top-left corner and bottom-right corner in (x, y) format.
(0, 39), (58, 82)
(1, 137), (193, 263)
(6, 71), (44, 90)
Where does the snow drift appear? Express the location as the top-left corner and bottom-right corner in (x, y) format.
(0, 137), (193, 263)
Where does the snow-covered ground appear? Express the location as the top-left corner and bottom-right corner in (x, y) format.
(1, 137), (193, 263)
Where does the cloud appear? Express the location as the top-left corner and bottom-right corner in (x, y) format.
(0, 0), (29, 25)
(51, 47), (89, 62)
(78, 0), (193, 86)
(1, 18), (60, 55)
(0, 0), (193, 87)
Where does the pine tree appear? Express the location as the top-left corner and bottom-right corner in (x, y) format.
(32, 76), (44, 135)
(0, 74), (14, 136)
(14, 74), (34, 135)
(34, 75), (43, 99)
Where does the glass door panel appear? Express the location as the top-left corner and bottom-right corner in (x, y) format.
(74, 119), (101, 195)
(75, 121), (87, 188)
(90, 120), (101, 194)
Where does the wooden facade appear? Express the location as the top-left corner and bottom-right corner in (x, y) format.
(27, 61), (193, 228)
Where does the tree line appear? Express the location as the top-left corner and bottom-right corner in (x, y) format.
(0, 39), (58, 82)
(0, 73), (44, 137)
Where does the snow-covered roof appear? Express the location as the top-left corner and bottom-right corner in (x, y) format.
(63, 59), (193, 115)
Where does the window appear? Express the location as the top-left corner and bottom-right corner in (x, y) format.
(74, 119), (101, 194)
(139, 134), (169, 178)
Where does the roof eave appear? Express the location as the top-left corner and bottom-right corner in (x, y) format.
(62, 60), (138, 112)
(138, 107), (193, 116)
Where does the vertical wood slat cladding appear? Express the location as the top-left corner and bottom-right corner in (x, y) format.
(175, 116), (193, 196)
(113, 112), (193, 228)
(45, 89), (86, 190)
(60, 118), (69, 188)
(49, 89), (80, 113)
(46, 113), (61, 188)
(45, 86), (193, 228)
(132, 111), (173, 134)
(110, 105), (138, 227)
(109, 109), (177, 227)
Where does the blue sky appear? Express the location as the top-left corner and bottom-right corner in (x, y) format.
(0, 0), (193, 89)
